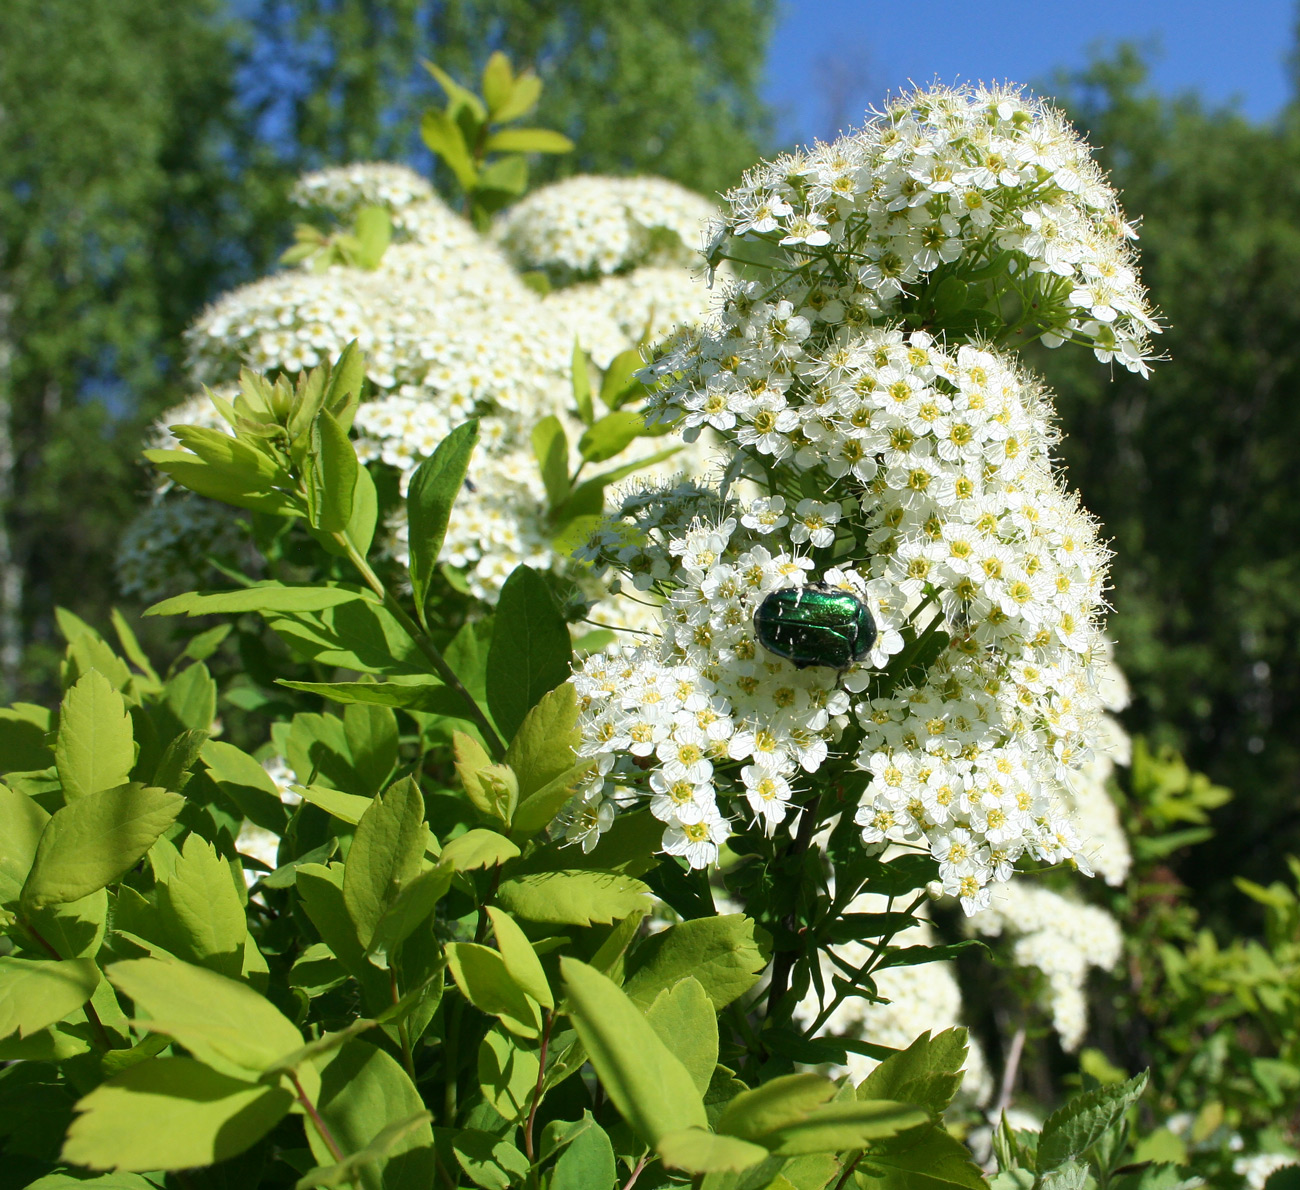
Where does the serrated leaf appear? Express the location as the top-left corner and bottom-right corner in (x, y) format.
(496, 870), (650, 925)
(560, 957), (707, 1145)
(646, 977), (717, 1095)
(107, 957), (303, 1077)
(157, 833), (246, 978)
(485, 565), (572, 742)
(857, 1028), (968, 1117)
(0, 703), (55, 772)
(406, 420), (479, 625)
(55, 670), (134, 801)
(446, 942), (541, 1038)
(439, 828), (520, 871)
(62, 1058), (292, 1172)
(343, 778), (428, 949)
(855, 1122), (988, 1189)
(22, 784), (184, 909)
(0, 957), (100, 1038)
(624, 914), (769, 1010)
(0, 781), (49, 904)
(1037, 1073), (1148, 1172)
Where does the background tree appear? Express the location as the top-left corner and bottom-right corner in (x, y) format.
(0, 0), (776, 701)
(1035, 47), (1300, 901)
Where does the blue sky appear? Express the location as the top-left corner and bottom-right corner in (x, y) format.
(763, 1), (1296, 144)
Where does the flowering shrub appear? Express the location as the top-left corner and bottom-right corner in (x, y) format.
(12, 74), (1288, 1190)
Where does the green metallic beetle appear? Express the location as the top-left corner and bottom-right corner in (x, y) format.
(753, 582), (876, 670)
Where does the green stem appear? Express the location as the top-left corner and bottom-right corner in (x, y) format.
(336, 532), (507, 759)
(390, 968), (416, 1082)
(443, 997), (462, 1126)
(523, 1010), (555, 1165)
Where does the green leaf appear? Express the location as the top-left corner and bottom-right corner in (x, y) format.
(343, 778), (428, 949)
(406, 420), (479, 624)
(0, 957), (100, 1038)
(503, 682), (582, 803)
(344, 702), (399, 792)
(423, 59), (488, 121)
(305, 409), (358, 534)
(1037, 1073), (1148, 1172)
(147, 585), (365, 617)
(1038, 1162), (1089, 1190)
(857, 1028), (969, 1118)
(22, 784), (185, 910)
(453, 1130), (531, 1190)
(551, 1116), (616, 1190)
(296, 1111), (433, 1189)
(453, 731), (519, 823)
(476, 154), (528, 199)
(323, 339), (368, 427)
(477, 1027), (541, 1123)
(483, 127), (574, 154)
(365, 867), (453, 966)
(624, 914), (769, 1010)
(532, 415), (570, 510)
(0, 704), (55, 772)
(855, 1123), (988, 1189)
(646, 977), (717, 1095)
(144, 448), (299, 515)
(446, 942), (541, 1039)
(657, 1128), (770, 1175)
(157, 833), (247, 978)
(571, 341), (594, 425)
(492, 70), (542, 123)
(200, 740), (288, 834)
(716, 1074), (836, 1141)
(297, 784), (375, 825)
(55, 670), (134, 801)
(485, 565), (572, 742)
(278, 677), (464, 716)
(159, 660), (217, 737)
(440, 828), (520, 871)
(62, 1057), (293, 1172)
(509, 761), (592, 838)
(496, 870), (651, 925)
(0, 781), (49, 904)
(26, 1172), (156, 1189)
(27, 890), (108, 960)
(481, 51), (514, 115)
(578, 410), (646, 463)
(556, 447), (682, 525)
(486, 905), (553, 1009)
(759, 1100), (929, 1156)
(420, 107), (478, 189)
(599, 348), (648, 408)
(106, 956), (304, 1077)
(353, 206), (392, 269)
(560, 957), (707, 1145)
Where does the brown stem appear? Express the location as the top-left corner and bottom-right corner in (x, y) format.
(621, 1153), (649, 1190)
(831, 1153), (863, 1190)
(523, 1010), (555, 1163)
(290, 1069), (346, 1166)
(21, 915), (114, 1052)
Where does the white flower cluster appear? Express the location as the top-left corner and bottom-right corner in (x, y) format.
(701, 84), (1158, 372)
(494, 175), (720, 283)
(1234, 1153), (1299, 1189)
(625, 319), (1114, 909)
(567, 497), (909, 868)
(127, 164), (724, 603)
(794, 895), (991, 1103)
(543, 266), (722, 369)
(967, 881), (1123, 1050)
(115, 494), (249, 602)
(291, 162), (437, 238)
